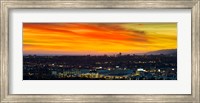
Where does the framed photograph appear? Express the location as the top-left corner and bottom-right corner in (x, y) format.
(1, 0), (199, 102)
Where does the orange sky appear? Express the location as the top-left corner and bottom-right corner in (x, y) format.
(23, 23), (177, 55)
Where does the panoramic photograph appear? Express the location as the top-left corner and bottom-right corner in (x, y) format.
(23, 23), (177, 80)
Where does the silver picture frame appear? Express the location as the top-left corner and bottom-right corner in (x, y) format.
(0, 0), (199, 102)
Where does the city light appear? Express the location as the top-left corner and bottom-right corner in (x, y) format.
(23, 53), (177, 80)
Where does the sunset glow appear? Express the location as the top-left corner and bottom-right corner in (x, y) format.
(23, 23), (177, 55)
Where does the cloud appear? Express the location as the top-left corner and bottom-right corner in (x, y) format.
(23, 23), (177, 55)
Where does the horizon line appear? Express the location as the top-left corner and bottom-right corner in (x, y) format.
(23, 48), (177, 56)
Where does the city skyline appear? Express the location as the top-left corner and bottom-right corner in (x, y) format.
(23, 49), (177, 56)
(23, 23), (177, 55)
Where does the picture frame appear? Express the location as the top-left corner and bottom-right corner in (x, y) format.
(0, 0), (199, 102)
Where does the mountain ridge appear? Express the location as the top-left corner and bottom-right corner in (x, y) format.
(145, 49), (177, 55)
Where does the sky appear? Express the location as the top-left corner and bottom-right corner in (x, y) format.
(23, 23), (177, 55)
